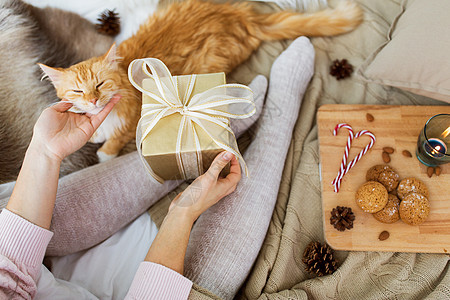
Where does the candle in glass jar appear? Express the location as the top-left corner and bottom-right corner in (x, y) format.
(424, 138), (447, 158)
(416, 114), (450, 166)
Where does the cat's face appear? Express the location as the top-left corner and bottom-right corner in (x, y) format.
(39, 44), (121, 115)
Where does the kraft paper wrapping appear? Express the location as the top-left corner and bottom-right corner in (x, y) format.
(128, 58), (255, 183)
(142, 73), (230, 181)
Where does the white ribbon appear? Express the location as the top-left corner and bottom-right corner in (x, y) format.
(128, 58), (256, 183)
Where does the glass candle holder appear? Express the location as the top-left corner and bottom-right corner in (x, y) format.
(416, 114), (450, 166)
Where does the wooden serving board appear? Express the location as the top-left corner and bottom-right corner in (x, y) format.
(317, 104), (450, 253)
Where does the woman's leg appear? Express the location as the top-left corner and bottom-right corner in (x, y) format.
(38, 75), (267, 256)
(184, 37), (315, 299)
(46, 152), (180, 256)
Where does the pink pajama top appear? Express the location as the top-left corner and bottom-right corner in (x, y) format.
(0, 209), (192, 299)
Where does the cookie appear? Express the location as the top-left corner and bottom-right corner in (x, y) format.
(378, 170), (400, 193)
(366, 165), (385, 181)
(399, 193), (430, 225)
(366, 165), (399, 192)
(355, 181), (388, 213)
(373, 194), (400, 224)
(397, 177), (429, 200)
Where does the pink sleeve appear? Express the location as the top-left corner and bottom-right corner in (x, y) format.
(0, 209), (53, 299)
(125, 262), (193, 300)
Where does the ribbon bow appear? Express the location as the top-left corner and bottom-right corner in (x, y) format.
(128, 58), (256, 183)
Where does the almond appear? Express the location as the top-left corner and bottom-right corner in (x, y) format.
(382, 151), (390, 163)
(435, 166), (442, 176)
(427, 166), (434, 178)
(402, 150), (412, 157)
(383, 147), (394, 154)
(366, 113), (374, 122)
(379, 231), (390, 241)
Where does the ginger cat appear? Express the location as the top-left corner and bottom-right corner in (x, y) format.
(39, 46), (139, 162)
(40, 0), (363, 161)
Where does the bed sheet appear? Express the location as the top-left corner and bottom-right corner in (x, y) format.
(36, 213), (158, 299)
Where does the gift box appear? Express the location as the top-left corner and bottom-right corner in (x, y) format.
(142, 73), (230, 180)
(128, 58), (255, 183)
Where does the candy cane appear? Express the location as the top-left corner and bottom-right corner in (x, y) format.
(331, 123), (354, 188)
(343, 130), (376, 173)
(332, 127), (376, 193)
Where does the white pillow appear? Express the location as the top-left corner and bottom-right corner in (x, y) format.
(357, 0), (450, 103)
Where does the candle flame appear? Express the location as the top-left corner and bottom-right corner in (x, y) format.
(443, 126), (450, 138)
(431, 145), (443, 156)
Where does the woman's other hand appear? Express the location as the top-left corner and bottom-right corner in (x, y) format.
(169, 151), (242, 222)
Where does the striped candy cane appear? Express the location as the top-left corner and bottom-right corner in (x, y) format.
(332, 127), (376, 193)
(331, 123), (354, 188)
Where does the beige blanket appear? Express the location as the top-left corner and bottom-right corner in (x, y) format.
(151, 0), (450, 298)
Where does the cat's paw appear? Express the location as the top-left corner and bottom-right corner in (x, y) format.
(97, 151), (117, 163)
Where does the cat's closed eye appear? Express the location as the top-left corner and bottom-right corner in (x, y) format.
(96, 81), (104, 89)
(73, 90), (83, 93)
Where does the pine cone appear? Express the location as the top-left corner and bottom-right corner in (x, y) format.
(302, 241), (338, 277)
(330, 206), (355, 231)
(329, 59), (354, 80)
(96, 9), (121, 36)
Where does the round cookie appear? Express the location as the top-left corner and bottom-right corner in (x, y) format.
(366, 165), (386, 181)
(373, 194), (400, 223)
(397, 177), (429, 200)
(377, 168), (400, 192)
(366, 165), (399, 192)
(355, 181), (388, 213)
(399, 193), (430, 225)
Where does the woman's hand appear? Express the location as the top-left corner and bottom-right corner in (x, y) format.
(145, 151), (241, 274)
(30, 95), (120, 162)
(6, 95), (120, 230)
(169, 151), (242, 223)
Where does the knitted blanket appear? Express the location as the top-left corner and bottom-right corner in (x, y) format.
(150, 0), (450, 298)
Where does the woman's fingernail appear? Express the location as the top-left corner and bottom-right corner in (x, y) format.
(112, 95), (121, 103)
(223, 152), (232, 161)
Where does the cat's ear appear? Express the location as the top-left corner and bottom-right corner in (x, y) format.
(38, 63), (64, 85)
(103, 43), (120, 66)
